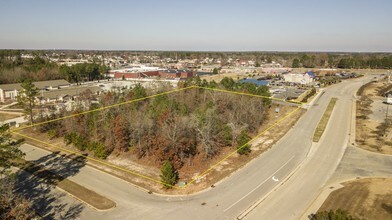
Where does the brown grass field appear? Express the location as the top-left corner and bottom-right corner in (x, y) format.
(319, 178), (392, 220)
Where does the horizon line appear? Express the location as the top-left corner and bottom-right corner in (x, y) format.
(1, 48), (392, 54)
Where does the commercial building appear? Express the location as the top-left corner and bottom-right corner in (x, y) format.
(0, 79), (70, 103)
(282, 71), (315, 85)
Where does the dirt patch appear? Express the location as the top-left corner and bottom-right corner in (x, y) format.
(13, 103), (304, 194)
(319, 178), (392, 220)
(356, 78), (392, 155)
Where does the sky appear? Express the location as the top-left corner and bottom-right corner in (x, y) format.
(0, 0), (391, 52)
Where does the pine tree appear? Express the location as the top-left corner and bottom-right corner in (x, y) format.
(0, 124), (24, 175)
(212, 68), (219, 75)
(292, 58), (300, 68)
(160, 160), (178, 189)
(17, 79), (38, 124)
(0, 124), (37, 219)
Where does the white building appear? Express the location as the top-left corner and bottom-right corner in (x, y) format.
(107, 66), (164, 78)
(283, 72), (315, 85)
(387, 94), (392, 105)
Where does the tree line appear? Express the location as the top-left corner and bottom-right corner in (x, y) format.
(0, 50), (109, 84)
(59, 63), (109, 84)
(336, 56), (392, 69)
(292, 54), (392, 69)
(0, 52), (62, 84)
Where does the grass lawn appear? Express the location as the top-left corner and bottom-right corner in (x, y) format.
(0, 112), (19, 121)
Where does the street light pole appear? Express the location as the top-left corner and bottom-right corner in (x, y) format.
(384, 102), (389, 137)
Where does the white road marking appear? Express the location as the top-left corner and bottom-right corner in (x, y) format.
(223, 156), (294, 212)
(272, 176), (279, 182)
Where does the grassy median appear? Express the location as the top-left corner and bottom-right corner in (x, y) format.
(313, 98), (338, 142)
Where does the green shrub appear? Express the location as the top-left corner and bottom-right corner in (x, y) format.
(236, 129), (251, 155)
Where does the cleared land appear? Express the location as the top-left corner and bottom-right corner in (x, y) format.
(313, 98), (337, 142)
(356, 78), (392, 155)
(319, 178), (392, 220)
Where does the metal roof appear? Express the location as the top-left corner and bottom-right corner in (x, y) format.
(0, 79), (70, 91)
(240, 79), (269, 86)
(41, 86), (101, 99)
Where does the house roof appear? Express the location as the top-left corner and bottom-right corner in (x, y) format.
(0, 79), (70, 91)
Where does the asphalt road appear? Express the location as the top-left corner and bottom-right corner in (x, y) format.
(18, 76), (374, 220)
(329, 145), (392, 184)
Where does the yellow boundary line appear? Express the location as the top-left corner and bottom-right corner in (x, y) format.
(184, 106), (302, 188)
(11, 85), (304, 189)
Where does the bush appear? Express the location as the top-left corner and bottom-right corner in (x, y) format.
(64, 132), (77, 145)
(63, 132), (87, 151)
(236, 129), (251, 155)
(301, 88), (316, 103)
(237, 144), (251, 155)
(90, 142), (108, 159)
(310, 209), (355, 220)
(47, 129), (57, 139)
(221, 125), (233, 146)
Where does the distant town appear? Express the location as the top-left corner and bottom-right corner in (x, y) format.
(2, 50), (391, 106)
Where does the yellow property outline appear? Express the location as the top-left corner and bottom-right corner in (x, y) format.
(11, 85), (305, 190)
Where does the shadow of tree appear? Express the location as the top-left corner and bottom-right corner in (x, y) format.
(33, 151), (87, 181)
(13, 151), (87, 219)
